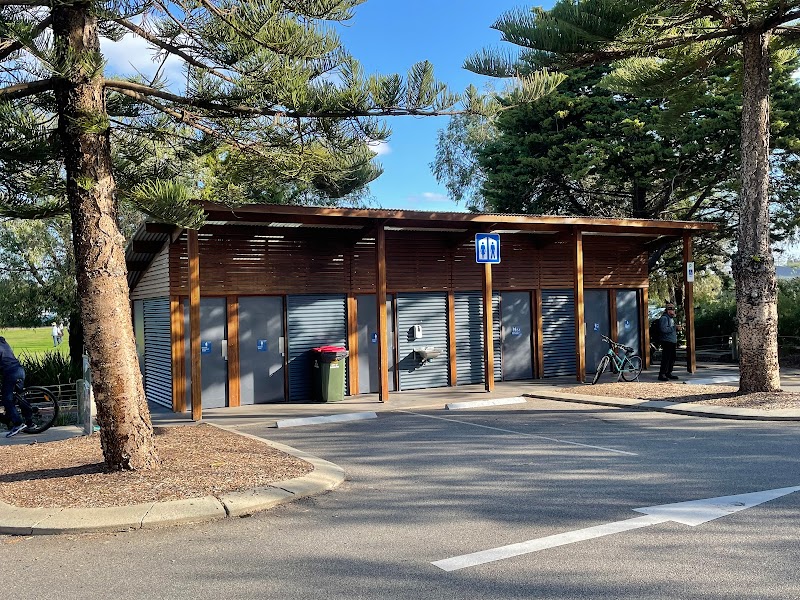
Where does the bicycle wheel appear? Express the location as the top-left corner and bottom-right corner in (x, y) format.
(621, 355), (643, 381)
(592, 355), (610, 385)
(21, 386), (59, 433)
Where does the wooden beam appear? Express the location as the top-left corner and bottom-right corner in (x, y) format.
(375, 224), (389, 402)
(125, 260), (152, 272)
(131, 240), (166, 254)
(170, 296), (186, 413)
(226, 297), (240, 407)
(188, 229), (202, 421)
(573, 229), (586, 382)
(482, 263), (495, 392)
(347, 294), (359, 396)
(683, 234), (696, 373)
(447, 290), (457, 386)
(144, 222), (177, 235)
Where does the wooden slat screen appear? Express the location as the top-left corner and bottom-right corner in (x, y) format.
(583, 237), (648, 287)
(170, 226), (649, 295)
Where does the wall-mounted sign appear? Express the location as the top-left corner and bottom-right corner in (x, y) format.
(201, 341), (212, 354)
(624, 319), (631, 330)
(475, 233), (501, 264)
(687, 261), (695, 283)
(257, 339), (268, 352)
(371, 332), (378, 343)
(511, 326), (522, 336)
(593, 323), (600, 331)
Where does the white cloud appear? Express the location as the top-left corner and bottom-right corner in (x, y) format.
(368, 140), (391, 156)
(100, 32), (184, 85)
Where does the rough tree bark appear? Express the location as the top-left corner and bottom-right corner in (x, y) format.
(51, 3), (159, 469)
(733, 32), (781, 393)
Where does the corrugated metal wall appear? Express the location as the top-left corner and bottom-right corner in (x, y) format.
(287, 294), (347, 401)
(454, 291), (484, 385)
(493, 294), (502, 381)
(143, 297), (172, 407)
(131, 245), (169, 300)
(397, 293), (449, 390)
(541, 290), (576, 377)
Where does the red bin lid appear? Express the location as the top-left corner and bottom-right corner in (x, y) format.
(314, 345), (347, 352)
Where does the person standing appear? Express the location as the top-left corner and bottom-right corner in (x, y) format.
(658, 303), (682, 381)
(0, 336), (31, 437)
(51, 322), (60, 346)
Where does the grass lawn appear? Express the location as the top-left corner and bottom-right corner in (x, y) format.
(0, 327), (70, 358)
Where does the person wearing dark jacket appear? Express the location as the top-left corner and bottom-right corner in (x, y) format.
(0, 337), (31, 437)
(658, 303), (681, 381)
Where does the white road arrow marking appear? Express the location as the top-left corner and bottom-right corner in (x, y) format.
(432, 486), (800, 572)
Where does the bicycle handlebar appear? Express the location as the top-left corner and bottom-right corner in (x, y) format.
(600, 334), (635, 354)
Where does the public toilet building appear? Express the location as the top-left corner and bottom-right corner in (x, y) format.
(126, 203), (714, 418)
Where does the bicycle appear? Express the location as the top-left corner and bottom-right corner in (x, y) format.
(0, 381), (60, 434)
(591, 334), (643, 385)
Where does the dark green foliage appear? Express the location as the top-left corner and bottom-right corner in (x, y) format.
(18, 350), (81, 386)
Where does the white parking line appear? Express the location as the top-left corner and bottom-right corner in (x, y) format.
(398, 411), (637, 456)
(276, 412), (378, 428)
(446, 397), (528, 410)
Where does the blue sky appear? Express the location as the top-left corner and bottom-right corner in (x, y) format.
(337, 1), (553, 212)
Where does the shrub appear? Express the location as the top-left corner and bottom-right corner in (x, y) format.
(18, 351), (81, 386)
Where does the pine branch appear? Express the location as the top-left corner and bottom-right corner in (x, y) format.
(0, 15), (52, 62)
(0, 78), (58, 100)
(112, 18), (237, 85)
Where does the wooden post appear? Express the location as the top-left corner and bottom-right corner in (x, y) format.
(482, 263), (495, 392)
(447, 290), (457, 386)
(375, 224), (389, 402)
(188, 229), (202, 421)
(347, 294), (359, 396)
(226, 296), (240, 407)
(533, 289), (544, 379)
(170, 296), (185, 413)
(641, 287), (651, 369)
(683, 234), (696, 373)
(573, 229), (586, 382)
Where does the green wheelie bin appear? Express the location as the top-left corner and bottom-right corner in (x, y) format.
(312, 346), (349, 402)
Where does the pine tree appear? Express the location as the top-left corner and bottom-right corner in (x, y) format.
(1, 0), (562, 469)
(465, 0), (800, 393)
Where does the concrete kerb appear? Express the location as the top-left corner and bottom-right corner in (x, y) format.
(0, 424), (345, 535)
(523, 390), (800, 421)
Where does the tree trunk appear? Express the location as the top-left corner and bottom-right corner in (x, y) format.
(733, 33), (781, 393)
(52, 4), (159, 470)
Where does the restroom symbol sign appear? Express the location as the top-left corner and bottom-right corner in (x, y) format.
(371, 332), (378, 343)
(257, 339), (268, 352)
(624, 319), (631, 330)
(512, 326), (522, 336)
(201, 341), (212, 354)
(475, 233), (501, 264)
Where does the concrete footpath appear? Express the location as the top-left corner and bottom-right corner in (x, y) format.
(2, 363), (799, 535)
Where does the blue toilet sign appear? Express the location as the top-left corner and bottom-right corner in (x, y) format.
(511, 326), (522, 336)
(624, 319), (631, 330)
(593, 322), (600, 331)
(201, 341), (212, 354)
(257, 339), (268, 352)
(475, 233), (501, 264)
(371, 332), (378, 343)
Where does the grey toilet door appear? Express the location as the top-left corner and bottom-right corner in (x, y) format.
(501, 291), (533, 380)
(238, 296), (285, 404)
(541, 290), (576, 377)
(584, 290), (611, 376)
(356, 294), (396, 394)
(184, 297), (228, 409)
(616, 290), (641, 354)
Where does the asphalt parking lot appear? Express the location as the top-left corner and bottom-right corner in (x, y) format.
(5, 398), (800, 600)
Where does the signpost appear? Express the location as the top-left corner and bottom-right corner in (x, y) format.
(475, 233), (501, 264)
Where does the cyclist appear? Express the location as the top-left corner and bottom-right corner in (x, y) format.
(0, 336), (32, 437)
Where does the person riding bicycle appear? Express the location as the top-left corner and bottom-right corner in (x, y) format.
(0, 336), (32, 437)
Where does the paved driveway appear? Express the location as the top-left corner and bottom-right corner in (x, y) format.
(5, 398), (800, 599)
